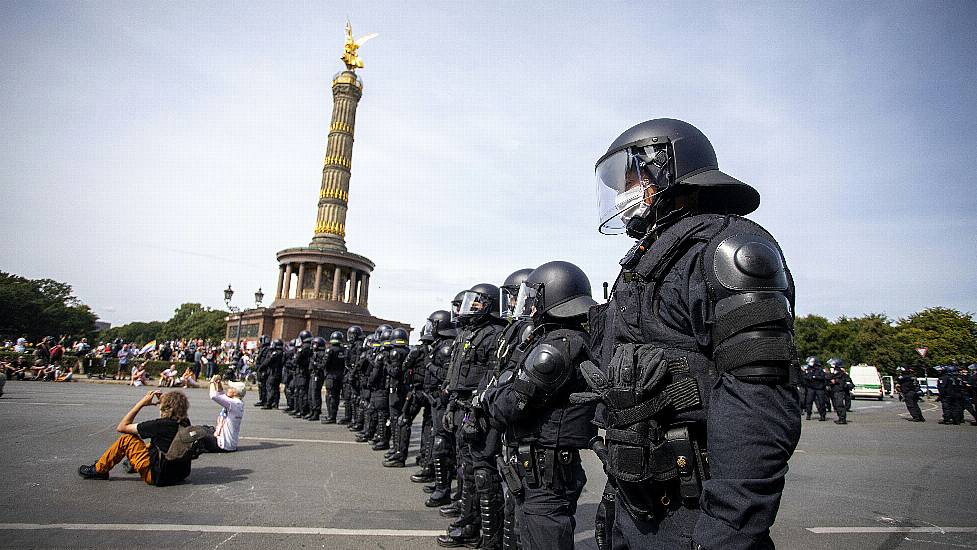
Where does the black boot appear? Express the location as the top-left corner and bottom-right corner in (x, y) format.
(371, 424), (390, 451)
(383, 452), (406, 468)
(411, 465), (435, 483)
(440, 500), (462, 518)
(425, 458), (453, 507)
(436, 524), (480, 548)
(423, 484), (436, 494)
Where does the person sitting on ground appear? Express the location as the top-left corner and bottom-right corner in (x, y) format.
(158, 365), (179, 387)
(130, 363), (148, 386)
(5, 356), (28, 381)
(204, 375), (245, 452)
(78, 390), (193, 486)
(180, 366), (198, 388)
(55, 365), (74, 382)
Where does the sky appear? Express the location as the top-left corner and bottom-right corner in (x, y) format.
(1, 1), (975, 337)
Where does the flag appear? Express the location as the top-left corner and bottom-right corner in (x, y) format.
(139, 340), (157, 355)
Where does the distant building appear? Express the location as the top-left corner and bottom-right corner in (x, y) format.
(94, 321), (112, 332)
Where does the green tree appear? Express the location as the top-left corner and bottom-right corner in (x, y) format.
(894, 307), (977, 367)
(794, 314), (829, 362)
(159, 303), (227, 344)
(101, 321), (165, 345)
(0, 272), (97, 341)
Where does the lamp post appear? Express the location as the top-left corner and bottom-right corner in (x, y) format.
(225, 285), (265, 352)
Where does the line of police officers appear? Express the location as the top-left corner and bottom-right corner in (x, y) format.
(797, 357), (852, 424)
(246, 119), (803, 549)
(895, 364), (977, 425)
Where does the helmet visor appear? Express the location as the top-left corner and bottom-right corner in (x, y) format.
(596, 149), (657, 234)
(512, 282), (541, 320)
(499, 286), (521, 320)
(458, 291), (490, 318)
(421, 320), (435, 339)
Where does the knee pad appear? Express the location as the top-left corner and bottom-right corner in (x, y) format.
(474, 468), (492, 490)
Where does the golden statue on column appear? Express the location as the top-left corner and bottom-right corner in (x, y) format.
(341, 21), (378, 71)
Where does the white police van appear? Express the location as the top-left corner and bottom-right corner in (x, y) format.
(849, 364), (884, 401)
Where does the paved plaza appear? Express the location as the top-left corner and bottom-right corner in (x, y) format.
(0, 381), (974, 549)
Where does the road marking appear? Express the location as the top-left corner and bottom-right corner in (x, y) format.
(240, 436), (362, 445)
(0, 402), (86, 406)
(0, 523), (443, 537)
(807, 527), (977, 534)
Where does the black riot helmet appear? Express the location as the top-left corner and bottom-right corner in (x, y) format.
(500, 268), (534, 320)
(514, 261), (597, 321)
(298, 330), (313, 344)
(391, 328), (409, 346)
(347, 325), (364, 342)
(422, 310), (455, 341)
(379, 328), (393, 347)
(271, 339), (284, 350)
(827, 358), (844, 370)
(458, 283), (501, 322)
(450, 291), (467, 324)
(258, 335), (271, 347)
(312, 336), (326, 349)
(374, 324), (392, 339)
(329, 331), (345, 345)
(596, 118), (760, 238)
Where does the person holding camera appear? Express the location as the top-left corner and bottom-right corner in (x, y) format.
(207, 375), (245, 452)
(78, 390), (193, 486)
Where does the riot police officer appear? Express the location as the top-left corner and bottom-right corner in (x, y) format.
(425, 308), (463, 507)
(803, 357), (828, 421)
(261, 339), (285, 409)
(376, 328), (410, 452)
(305, 337), (327, 421)
(281, 339), (297, 413)
(252, 335), (272, 407)
(826, 359), (850, 424)
(385, 330), (431, 467)
(290, 330), (313, 418)
(322, 331), (348, 424)
(938, 366), (962, 424)
(436, 284), (505, 547)
(483, 261), (598, 550)
(963, 365), (977, 425)
(340, 326), (365, 425)
(411, 311), (457, 484)
(896, 366), (925, 421)
(350, 334), (378, 433)
(585, 118), (800, 549)
(357, 326), (392, 443)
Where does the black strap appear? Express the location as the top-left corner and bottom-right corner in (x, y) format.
(608, 377), (701, 428)
(713, 297), (791, 345)
(713, 335), (794, 373)
(604, 428), (646, 446)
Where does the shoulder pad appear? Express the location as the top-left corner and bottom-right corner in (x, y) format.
(527, 342), (569, 376)
(713, 233), (788, 291)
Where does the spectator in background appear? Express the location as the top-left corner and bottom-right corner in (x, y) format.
(160, 342), (173, 362)
(204, 350), (218, 379)
(49, 340), (65, 365)
(14, 338), (27, 353)
(116, 344), (133, 380)
(131, 362), (148, 386)
(4, 356), (29, 380)
(159, 365), (179, 387)
(192, 347), (202, 380)
(55, 365), (74, 382)
(33, 337), (52, 368)
(181, 366), (198, 388)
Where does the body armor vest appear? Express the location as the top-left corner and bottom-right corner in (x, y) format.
(253, 347), (270, 371)
(590, 214), (796, 518)
(491, 320), (534, 377)
(324, 345), (346, 376)
(386, 347), (408, 390)
(425, 338), (453, 390)
(446, 321), (502, 392)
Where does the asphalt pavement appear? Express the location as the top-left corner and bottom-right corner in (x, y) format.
(0, 381), (974, 549)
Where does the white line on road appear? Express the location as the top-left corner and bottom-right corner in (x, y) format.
(807, 527), (977, 534)
(0, 523), (443, 537)
(0, 402), (86, 406)
(240, 436), (362, 445)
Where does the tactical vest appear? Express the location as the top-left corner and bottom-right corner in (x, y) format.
(425, 338), (453, 390)
(591, 214), (796, 517)
(491, 320), (534, 377)
(446, 321), (502, 392)
(253, 347), (270, 370)
(386, 346), (408, 390)
(324, 345), (346, 375)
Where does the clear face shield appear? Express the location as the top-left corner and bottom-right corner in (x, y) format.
(457, 291), (489, 318)
(595, 143), (670, 234)
(420, 320), (435, 340)
(512, 283), (542, 320)
(499, 286), (521, 320)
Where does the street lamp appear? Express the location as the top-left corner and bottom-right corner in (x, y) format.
(225, 285), (264, 352)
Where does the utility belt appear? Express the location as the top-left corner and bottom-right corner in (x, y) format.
(594, 422), (708, 520)
(497, 443), (579, 496)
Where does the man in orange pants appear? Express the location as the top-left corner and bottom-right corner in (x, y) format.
(78, 390), (193, 486)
